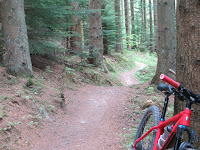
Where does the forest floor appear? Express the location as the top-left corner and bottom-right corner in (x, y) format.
(0, 52), (174, 150)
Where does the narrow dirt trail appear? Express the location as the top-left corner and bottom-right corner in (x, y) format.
(29, 62), (145, 150)
(120, 62), (146, 86)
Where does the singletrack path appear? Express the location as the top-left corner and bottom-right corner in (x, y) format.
(120, 62), (146, 86)
(29, 62), (145, 150)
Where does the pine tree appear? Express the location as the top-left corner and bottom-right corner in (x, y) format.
(115, 0), (124, 53)
(149, 0), (153, 52)
(151, 0), (176, 84)
(153, 0), (157, 51)
(124, 0), (131, 51)
(25, 0), (72, 57)
(1, 0), (33, 76)
(88, 0), (104, 67)
(101, 0), (109, 55)
(175, 0), (200, 147)
(130, 0), (135, 34)
(143, 0), (146, 40)
(140, 0), (144, 44)
(70, 1), (83, 53)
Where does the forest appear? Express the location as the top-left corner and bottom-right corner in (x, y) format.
(0, 0), (200, 149)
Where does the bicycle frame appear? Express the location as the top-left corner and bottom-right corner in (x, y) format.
(133, 74), (198, 150)
(133, 108), (192, 150)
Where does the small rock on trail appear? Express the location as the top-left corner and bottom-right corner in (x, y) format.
(28, 62), (145, 150)
(29, 86), (132, 150)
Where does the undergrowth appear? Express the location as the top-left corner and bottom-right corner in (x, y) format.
(133, 52), (157, 83)
(104, 52), (136, 74)
(65, 52), (136, 86)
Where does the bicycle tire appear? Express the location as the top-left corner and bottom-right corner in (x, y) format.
(178, 142), (194, 150)
(133, 105), (161, 150)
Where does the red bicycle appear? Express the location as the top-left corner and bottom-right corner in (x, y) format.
(132, 74), (200, 150)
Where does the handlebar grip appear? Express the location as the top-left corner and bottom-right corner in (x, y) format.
(160, 74), (180, 88)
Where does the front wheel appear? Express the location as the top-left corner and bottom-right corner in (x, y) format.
(133, 105), (161, 150)
(178, 142), (194, 150)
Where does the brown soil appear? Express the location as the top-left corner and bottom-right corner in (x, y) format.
(119, 62), (146, 86)
(0, 58), (164, 150)
(26, 62), (143, 150)
(28, 86), (133, 150)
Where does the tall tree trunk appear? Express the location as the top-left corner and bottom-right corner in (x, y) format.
(153, 0), (157, 51)
(80, 19), (84, 50)
(88, 0), (104, 67)
(70, 2), (82, 53)
(115, 0), (124, 53)
(151, 0), (176, 84)
(143, 0), (146, 40)
(121, 0), (126, 36)
(149, 0), (153, 52)
(175, 0), (200, 148)
(140, 0), (144, 44)
(1, 0), (33, 77)
(124, 0), (131, 51)
(101, 0), (109, 55)
(130, 0), (135, 35)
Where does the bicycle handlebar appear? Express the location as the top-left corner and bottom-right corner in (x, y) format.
(160, 74), (200, 103)
(160, 74), (180, 88)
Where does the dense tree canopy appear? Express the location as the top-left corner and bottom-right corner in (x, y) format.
(0, 0), (156, 67)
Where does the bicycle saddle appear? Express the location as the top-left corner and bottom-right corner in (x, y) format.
(157, 83), (174, 93)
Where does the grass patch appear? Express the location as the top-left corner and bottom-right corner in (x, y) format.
(132, 52), (157, 83)
(62, 52), (137, 86)
(132, 51), (157, 66)
(104, 52), (136, 74)
(135, 66), (156, 83)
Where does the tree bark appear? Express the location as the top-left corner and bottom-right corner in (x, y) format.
(124, 0), (131, 51)
(153, 0), (157, 51)
(149, 0), (153, 52)
(115, 0), (124, 53)
(1, 0), (33, 77)
(130, 0), (135, 35)
(88, 0), (104, 67)
(143, 0), (146, 40)
(140, 0), (144, 44)
(151, 0), (176, 84)
(101, 1), (109, 55)
(70, 1), (83, 53)
(175, 0), (200, 148)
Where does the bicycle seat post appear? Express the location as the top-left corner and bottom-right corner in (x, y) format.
(161, 93), (171, 121)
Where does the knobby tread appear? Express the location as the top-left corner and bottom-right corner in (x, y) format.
(133, 105), (161, 150)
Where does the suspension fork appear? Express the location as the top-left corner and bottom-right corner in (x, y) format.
(174, 107), (192, 150)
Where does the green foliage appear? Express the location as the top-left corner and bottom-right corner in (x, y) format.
(135, 66), (156, 83)
(104, 52), (136, 74)
(133, 52), (157, 83)
(102, 0), (118, 52)
(0, 106), (7, 119)
(25, 0), (77, 55)
(26, 78), (34, 87)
